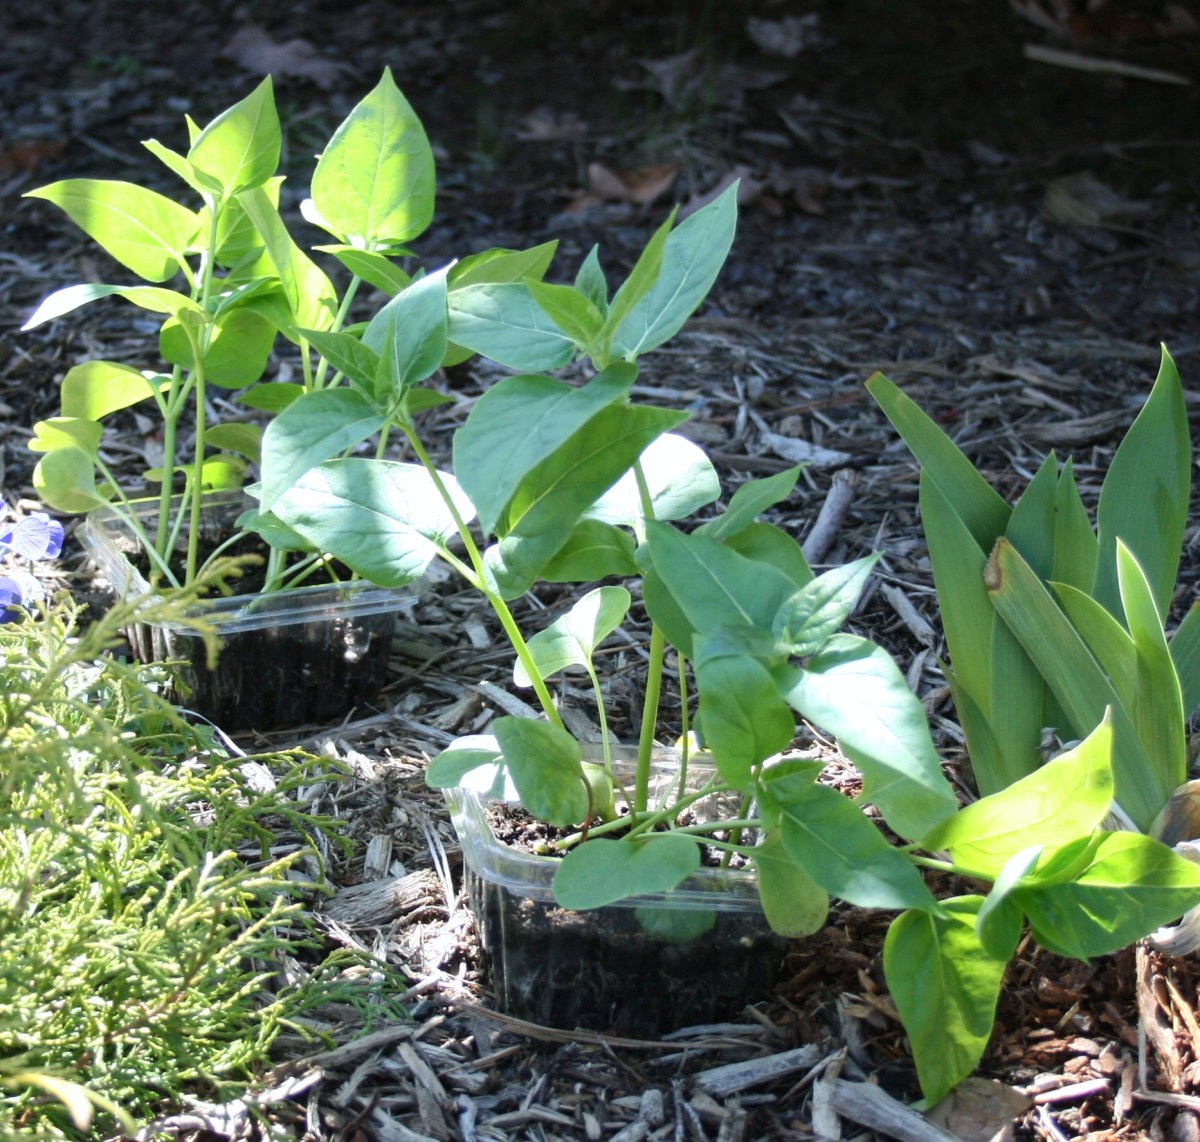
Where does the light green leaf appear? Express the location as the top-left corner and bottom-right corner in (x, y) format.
(514, 586), (631, 688)
(362, 266), (448, 396)
(258, 389), (387, 511)
(487, 717), (590, 826)
(1016, 831), (1200, 959)
(883, 896), (1014, 1107)
(60, 361), (157, 420)
(25, 179), (198, 282)
(454, 365), (636, 536)
(723, 523), (814, 588)
(1053, 583), (1138, 702)
(32, 448), (109, 513)
(205, 422), (262, 463)
(779, 635), (957, 841)
(237, 381), (303, 413)
(1171, 601), (1200, 717)
(772, 554), (879, 657)
(23, 283), (207, 329)
(27, 417), (103, 455)
(1052, 458), (1098, 590)
(159, 307), (277, 388)
(268, 458), (472, 586)
(922, 714), (1113, 877)
(528, 280), (605, 349)
(538, 520), (639, 582)
(425, 739), (505, 791)
(309, 66), (435, 246)
(553, 832), (700, 909)
(976, 846), (1040, 959)
(1094, 346), (1190, 619)
(772, 781), (940, 912)
(753, 830), (830, 937)
(143, 137), (214, 196)
(699, 465), (803, 542)
(609, 183), (738, 360)
(574, 245), (608, 312)
(450, 241), (558, 287)
(315, 245), (412, 296)
(583, 432), (720, 528)
(447, 282), (576, 371)
(187, 76), (280, 195)
(301, 327), (382, 390)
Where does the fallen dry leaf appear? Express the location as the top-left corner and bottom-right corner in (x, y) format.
(586, 162), (677, 206)
(679, 166), (762, 218)
(221, 25), (350, 89)
(746, 14), (824, 58)
(927, 1077), (1032, 1142)
(0, 139), (66, 174)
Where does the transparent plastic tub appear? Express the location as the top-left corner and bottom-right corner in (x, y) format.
(446, 751), (788, 1035)
(82, 491), (419, 731)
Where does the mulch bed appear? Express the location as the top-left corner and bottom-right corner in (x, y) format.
(6, 1), (1200, 1138)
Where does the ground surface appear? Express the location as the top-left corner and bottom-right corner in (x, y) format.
(5, 2), (1200, 1139)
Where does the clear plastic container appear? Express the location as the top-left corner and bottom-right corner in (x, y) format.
(82, 491), (419, 731)
(446, 751), (788, 1035)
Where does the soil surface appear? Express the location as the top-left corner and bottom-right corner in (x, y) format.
(6, 2), (1200, 1140)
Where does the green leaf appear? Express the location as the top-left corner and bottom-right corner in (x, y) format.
(425, 739), (505, 791)
(553, 833), (700, 909)
(608, 183), (738, 360)
(159, 308), (277, 388)
(723, 523), (814, 589)
(699, 466), (803, 542)
(772, 554), (879, 657)
(779, 635), (957, 842)
(1052, 458), (1098, 590)
(205, 422), (262, 464)
(268, 458), (473, 586)
(753, 830), (830, 937)
(922, 714), (1114, 878)
(485, 404), (685, 597)
(633, 907), (714, 943)
(23, 284), (207, 329)
(60, 361), (157, 420)
(1016, 831), (1200, 959)
(314, 246), (412, 296)
(883, 896), (1014, 1107)
(258, 389), (387, 511)
(28, 417), (103, 455)
(237, 381), (303, 413)
(308, 66), (435, 246)
(1094, 346), (1190, 619)
(187, 76), (280, 196)
(642, 523), (796, 659)
(450, 241), (559, 287)
(976, 847), (1040, 959)
(25, 179), (198, 282)
(454, 365), (636, 536)
(771, 781), (940, 912)
(528, 280), (605, 349)
(601, 210), (674, 355)
(1171, 601), (1200, 717)
(574, 245), (608, 312)
(1052, 583), (1138, 702)
(695, 629), (797, 789)
(538, 520), (639, 582)
(361, 266), (448, 397)
(584, 432), (720, 529)
(492, 717), (589, 827)
(514, 586), (631, 688)
(301, 328), (382, 390)
(32, 448), (109, 513)
(448, 282), (577, 372)
(143, 137), (214, 196)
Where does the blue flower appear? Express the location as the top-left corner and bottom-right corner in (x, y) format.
(0, 513), (64, 561)
(0, 571), (45, 623)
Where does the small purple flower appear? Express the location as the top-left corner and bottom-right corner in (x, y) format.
(0, 571), (44, 623)
(0, 513), (64, 561)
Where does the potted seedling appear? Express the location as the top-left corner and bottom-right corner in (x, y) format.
(20, 71), (554, 729)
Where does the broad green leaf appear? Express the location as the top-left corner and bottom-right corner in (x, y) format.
(514, 586), (631, 687)
(269, 458), (472, 586)
(454, 365), (636, 536)
(302, 327), (383, 391)
(528, 280), (605, 349)
(25, 179), (198, 282)
(553, 832), (700, 909)
(27, 417), (103, 455)
(695, 630), (796, 789)
(772, 554), (879, 658)
(922, 715), (1113, 878)
(753, 830), (830, 937)
(1094, 346), (1190, 619)
(868, 371), (1011, 549)
(986, 537), (1168, 830)
(485, 405), (685, 597)
(425, 739), (505, 790)
(447, 282), (576, 372)
(699, 466), (803, 542)
(723, 523), (813, 588)
(1016, 831), (1200, 959)
(258, 389), (387, 511)
(32, 448), (109, 513)
(315, 246), (412, 295)
(23, 283), (206, 329)
(450, 241), (558, 287)
(493, 717), (589, 827)
(309, 67), (435, 246)
(975, 846), (1040, 959)
(1171, 601), (1200, 717)
(584, 433), (720, 528)
(601, 210), (675, 356)
(773, 781), (940, 912)
(237, 381), (302, 413)
(208, 176), (282, 269)
(538, 519), (639, 582)
(883, 897), (1014, 1107)
(609, 183), (738, 360)
(779, 635), (957, 841)
(187, 76), (280, 196)
(642, 523), (796, 659)
(633, 907), (714, 943)
(362, 266), (448, 397)
(205, 422), (262, 463)
(237, 187), (337, 333)
(574, 245), (608, 312)
(60, 361), (157, 420)
(1117, 540), (1188, 786)
(159, 307), (276, 388)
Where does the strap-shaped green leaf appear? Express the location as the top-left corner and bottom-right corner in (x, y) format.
(1170, 601), (1200, 717)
